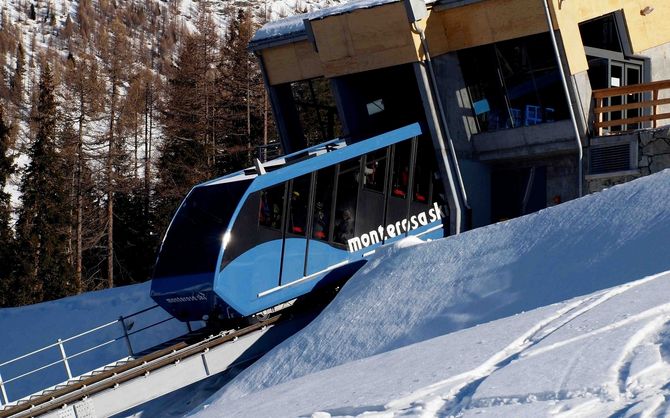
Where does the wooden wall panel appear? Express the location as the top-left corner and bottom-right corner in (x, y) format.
(435, 0), (548, 55)
(263, 41), (324, 85)
(549, 0), (670, 74)
(311, 2), (420, 77)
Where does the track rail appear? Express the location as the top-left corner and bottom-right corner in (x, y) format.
(0, 315), (282, 418)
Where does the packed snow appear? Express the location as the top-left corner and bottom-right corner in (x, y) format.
(189, 169), (670, 417)
(2, 170), (669, 417)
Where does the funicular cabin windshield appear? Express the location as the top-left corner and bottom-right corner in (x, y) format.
(153, 180), (251, 278)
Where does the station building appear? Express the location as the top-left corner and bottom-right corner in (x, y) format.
(249, 0), (670, 233)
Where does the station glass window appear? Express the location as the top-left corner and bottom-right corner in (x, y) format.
(286, 175), (311, 236)
(459, 32), (568, 132)
(363, 148), (387, 193)
(259, 183), (286, 230)
(333, 158), (361, 244)
(579, 13), (623, 52)
(312, 167), (335, 241)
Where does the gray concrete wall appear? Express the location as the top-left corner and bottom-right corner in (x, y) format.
(569, 70), (593, 135)
(459, 159), (491, 228)
(472, 120), (578, 161)
(431, 52), (477, 158)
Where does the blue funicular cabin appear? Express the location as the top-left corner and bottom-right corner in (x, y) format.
(151, 122), (452, 322)
(151, 0), (472, 323)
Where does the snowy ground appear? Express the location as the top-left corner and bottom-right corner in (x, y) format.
(190, 169), (670, 417)
(2, 170), (669, 417)
(193, 271), (670, 417)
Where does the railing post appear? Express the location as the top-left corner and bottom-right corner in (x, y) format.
(653, 88), (659, 128)
(186, 321), (193, 333)
(57, 339), (72, 380)
(0, 370), (9, 406)
(596, 97), (605, 136)
(119, 316), (134, 357)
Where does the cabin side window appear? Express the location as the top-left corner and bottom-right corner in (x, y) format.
(390, 140), (412, 200)
(286, 174), (311, 237)
(259, 183), (286, 230)
(412, 138), (433, 205)
(333, 157), (361, 245)
(312, 167), (335, 242)
(363, 148), (387, 193)
(409, 136), (447, 219)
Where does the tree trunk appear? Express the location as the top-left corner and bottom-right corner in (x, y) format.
(75, 89), (84, 294)
(107, 81), (116, 289)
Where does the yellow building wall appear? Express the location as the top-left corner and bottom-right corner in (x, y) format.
(262, 41), (324, 85)
(428, 0), (549, 55)
(549, 0), (670, 74)
(311, 2), (420, 78)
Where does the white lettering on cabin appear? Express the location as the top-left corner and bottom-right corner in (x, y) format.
(347, 202), (445, 252)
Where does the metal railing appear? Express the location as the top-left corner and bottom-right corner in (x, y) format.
(0, 305), (190, 406)
(593, 79), (670, 135)
(256, 142), (282, 163)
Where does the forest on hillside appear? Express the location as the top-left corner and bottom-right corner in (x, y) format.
(0, 0), (279, 307)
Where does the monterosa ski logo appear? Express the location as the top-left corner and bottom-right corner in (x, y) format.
(347, 202), (445, 252)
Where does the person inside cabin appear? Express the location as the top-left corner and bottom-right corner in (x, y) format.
(313, 201), (328, 240)
(393, 165), (409, 198)
(335, 208), (354, 243)
(259, 191), (270, 226)
(289, 190), (307, 234)
(271, 201), (282, 229)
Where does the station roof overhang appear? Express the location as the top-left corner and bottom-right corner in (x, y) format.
(250, 0), (670, 86)
(249, 0), (417, 52)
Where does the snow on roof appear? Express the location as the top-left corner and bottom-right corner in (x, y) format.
(250, 0), (403, 48)
(192, 168), (670, 415)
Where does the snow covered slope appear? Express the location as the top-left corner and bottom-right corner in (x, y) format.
(192, 169), (670, 417)
(194, 271), (670, 417)
(0, 282), (189, 401)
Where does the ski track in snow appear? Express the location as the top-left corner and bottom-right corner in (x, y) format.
(373, 271), (670, 418)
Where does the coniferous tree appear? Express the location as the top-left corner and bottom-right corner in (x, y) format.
(0, 104), (16, 307)
(11, 40), (25, 106)
(15, 63), (73, 304)
(61, 53), (104, 294)
(218, 8), (266, 171)
(155, 33), (213, 235)
(113, 179), (156, 286)
(100, 17), (131, 288)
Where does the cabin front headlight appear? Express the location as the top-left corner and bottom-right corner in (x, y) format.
(222, 231), (231, 250)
